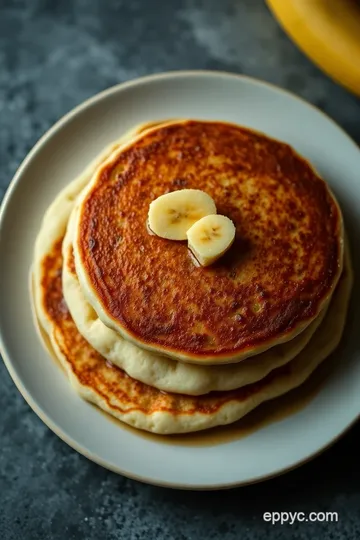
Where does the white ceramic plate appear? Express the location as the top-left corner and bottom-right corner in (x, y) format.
(0, 71), (359, 490)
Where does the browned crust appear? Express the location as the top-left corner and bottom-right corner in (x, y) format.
(77, 120), (343, 360)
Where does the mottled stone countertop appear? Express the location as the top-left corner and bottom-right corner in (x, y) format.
(1, 1), (359, 539)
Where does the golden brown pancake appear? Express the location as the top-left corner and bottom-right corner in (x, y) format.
(74, 120), (344, 364)
(35, 232), (351, 434)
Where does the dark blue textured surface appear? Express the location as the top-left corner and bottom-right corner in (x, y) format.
(1, 1), (360, 539)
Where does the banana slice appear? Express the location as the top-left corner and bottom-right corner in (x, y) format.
(148, 189), (217, 240)
(187, 214), (236, 267)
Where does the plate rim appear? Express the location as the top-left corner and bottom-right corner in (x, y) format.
(0, 69), (359, 490)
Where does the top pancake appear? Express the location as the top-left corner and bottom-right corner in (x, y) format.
(74, 120), (344, 364)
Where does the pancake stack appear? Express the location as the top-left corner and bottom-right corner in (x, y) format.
(33, 120), (352, 435)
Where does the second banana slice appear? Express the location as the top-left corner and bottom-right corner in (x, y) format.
(187, 214), (236, 267)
